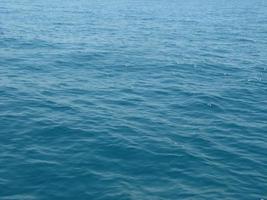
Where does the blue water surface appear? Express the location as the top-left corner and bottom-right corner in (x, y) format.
(1, 0), (267, 199)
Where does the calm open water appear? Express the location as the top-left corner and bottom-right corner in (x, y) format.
(1, 0), (267, 199)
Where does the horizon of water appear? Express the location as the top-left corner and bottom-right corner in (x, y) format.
(0, 0), (267, 199)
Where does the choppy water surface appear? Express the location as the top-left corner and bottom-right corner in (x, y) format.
(1, 0), (267, 199)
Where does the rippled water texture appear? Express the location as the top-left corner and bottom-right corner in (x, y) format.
(1, 0), (267, 199)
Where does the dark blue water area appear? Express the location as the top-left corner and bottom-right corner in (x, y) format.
(0, 0), (267, 199)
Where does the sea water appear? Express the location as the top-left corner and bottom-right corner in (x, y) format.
(0, 0), (267, 199)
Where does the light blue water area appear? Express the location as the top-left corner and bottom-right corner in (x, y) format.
(0, 0), (267, 199)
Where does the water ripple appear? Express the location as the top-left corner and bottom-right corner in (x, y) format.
(1, 0), (267, 199)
